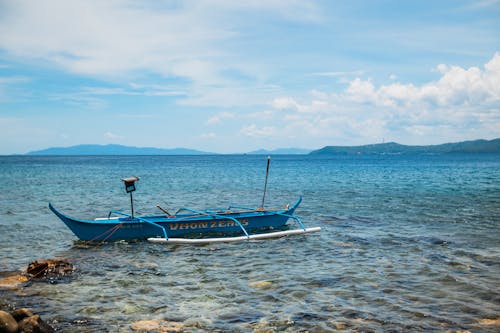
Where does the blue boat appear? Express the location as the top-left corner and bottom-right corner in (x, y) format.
(49, 160), (320, 243)
(49, 196), (320, 243)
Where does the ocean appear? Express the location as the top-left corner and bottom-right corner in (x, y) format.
(0, 154), (499, 332)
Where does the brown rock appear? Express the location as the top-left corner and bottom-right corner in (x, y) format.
(25, 258), (74, 281)
(10, 308), (33, 322)
(18, 314), (54, 333)
(0, 310), (18, 333)
(130, 319), (184, 332)
(0, 274), (28, 289)
(332, 321), (346, 330)
(130, 319), (159, 331)
(478, 318), (500, 326)
(248, 280), (273, 289)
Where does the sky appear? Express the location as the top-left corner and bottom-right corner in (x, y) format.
(0, 0), (499, 154)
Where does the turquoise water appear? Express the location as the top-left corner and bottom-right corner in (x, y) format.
(0, 154), (499, 332)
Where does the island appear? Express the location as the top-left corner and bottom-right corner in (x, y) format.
(309, 139), (500, 155)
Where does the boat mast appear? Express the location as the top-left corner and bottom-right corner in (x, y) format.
(261, 156), (270, 208)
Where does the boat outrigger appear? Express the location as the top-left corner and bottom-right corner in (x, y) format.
(49, 159), (321, 244)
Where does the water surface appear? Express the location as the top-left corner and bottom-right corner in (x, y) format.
(0, 154), (499, 332)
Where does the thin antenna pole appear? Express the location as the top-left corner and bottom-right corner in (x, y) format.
(130, 192), (134, 218)
(261, 156), (271, 208)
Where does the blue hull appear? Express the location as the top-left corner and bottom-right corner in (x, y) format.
(49, 198), (302, 241)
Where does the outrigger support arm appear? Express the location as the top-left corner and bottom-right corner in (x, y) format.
(107, 210), (169, 240)
(174, 207), (250, 238)
(275, 213), (306, 230)
(136, 217), (169, 240)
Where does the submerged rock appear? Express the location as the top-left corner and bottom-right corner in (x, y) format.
(248, 280), (273, 289)
(478, 318), (500, 326)
(0, 274), (28, 289)
(130, 319), (184, 332)
(18, 314), (54, 333)
(0, 310), (18, 333)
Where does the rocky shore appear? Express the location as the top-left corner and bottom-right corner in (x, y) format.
(0, 258), (74, 333)
(0, 308), (53, 333)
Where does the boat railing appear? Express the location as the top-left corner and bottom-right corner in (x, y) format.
(107, 210), (133, 219)
(227, 205), (255, 211)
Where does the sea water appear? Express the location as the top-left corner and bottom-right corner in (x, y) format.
(0, 154), (499, 332)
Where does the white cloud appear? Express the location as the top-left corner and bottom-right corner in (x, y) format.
(200, 132), (216, 139)
(345, 53), (500, 109)
(248, 109), (275, 120)
(344, 78), (377, 104)
(118, 113), (156, 119)
(49, 93), (108, 110)
(206, 112), (234, 125)
(0, 0), (225, 81)
(312, 70), (364, 77)
(0, 76), (30, 85)
(271, 96), (330, 113)
(81, 85), (185, 97)
(240, 124), (276, 138)
(265, 53), (500, 144)
(48, 84), (186, 110)
(0, 76), (31, 101)
(0, 0), (320, 86)
(271, 97), (300, 111)
(104, 131), (123, 140)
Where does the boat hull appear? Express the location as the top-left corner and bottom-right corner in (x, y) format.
(49, 199), (301, 241)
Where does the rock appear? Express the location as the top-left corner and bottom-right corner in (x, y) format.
(130, 319), (159, 331)
(248, 280), (273, 289)
(10, 308), (33, 322)
(1, 308), (55, 333)
(25, 258), (74, 282)
(478, 318), (500, 326)
(130, 319), (184, 332)
(332, 321), (346, 330)
(0, 310), (18, 333)
(0, 274), (28, 289)
(18, 314), (54, 333)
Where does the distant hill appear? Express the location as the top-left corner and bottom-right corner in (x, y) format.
(309, 139), (500, 155)
(247, 148), (311, 155)
(27, 144), (214, 155)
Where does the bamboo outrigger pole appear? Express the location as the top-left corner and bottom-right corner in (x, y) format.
(261, 156), (271, 208)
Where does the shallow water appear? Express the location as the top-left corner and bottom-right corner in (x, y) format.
(0, 154), (499, 332)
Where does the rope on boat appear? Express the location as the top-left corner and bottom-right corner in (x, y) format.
(102, 223), (124, 242)
(87, 222), (124, 244)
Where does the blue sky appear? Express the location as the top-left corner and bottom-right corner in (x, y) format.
(0, 0), (499, 154)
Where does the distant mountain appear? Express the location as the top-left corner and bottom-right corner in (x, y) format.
(309, 139), (500, 155)
(27, 144), (214, 155)
(247, 148), (311, 155)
